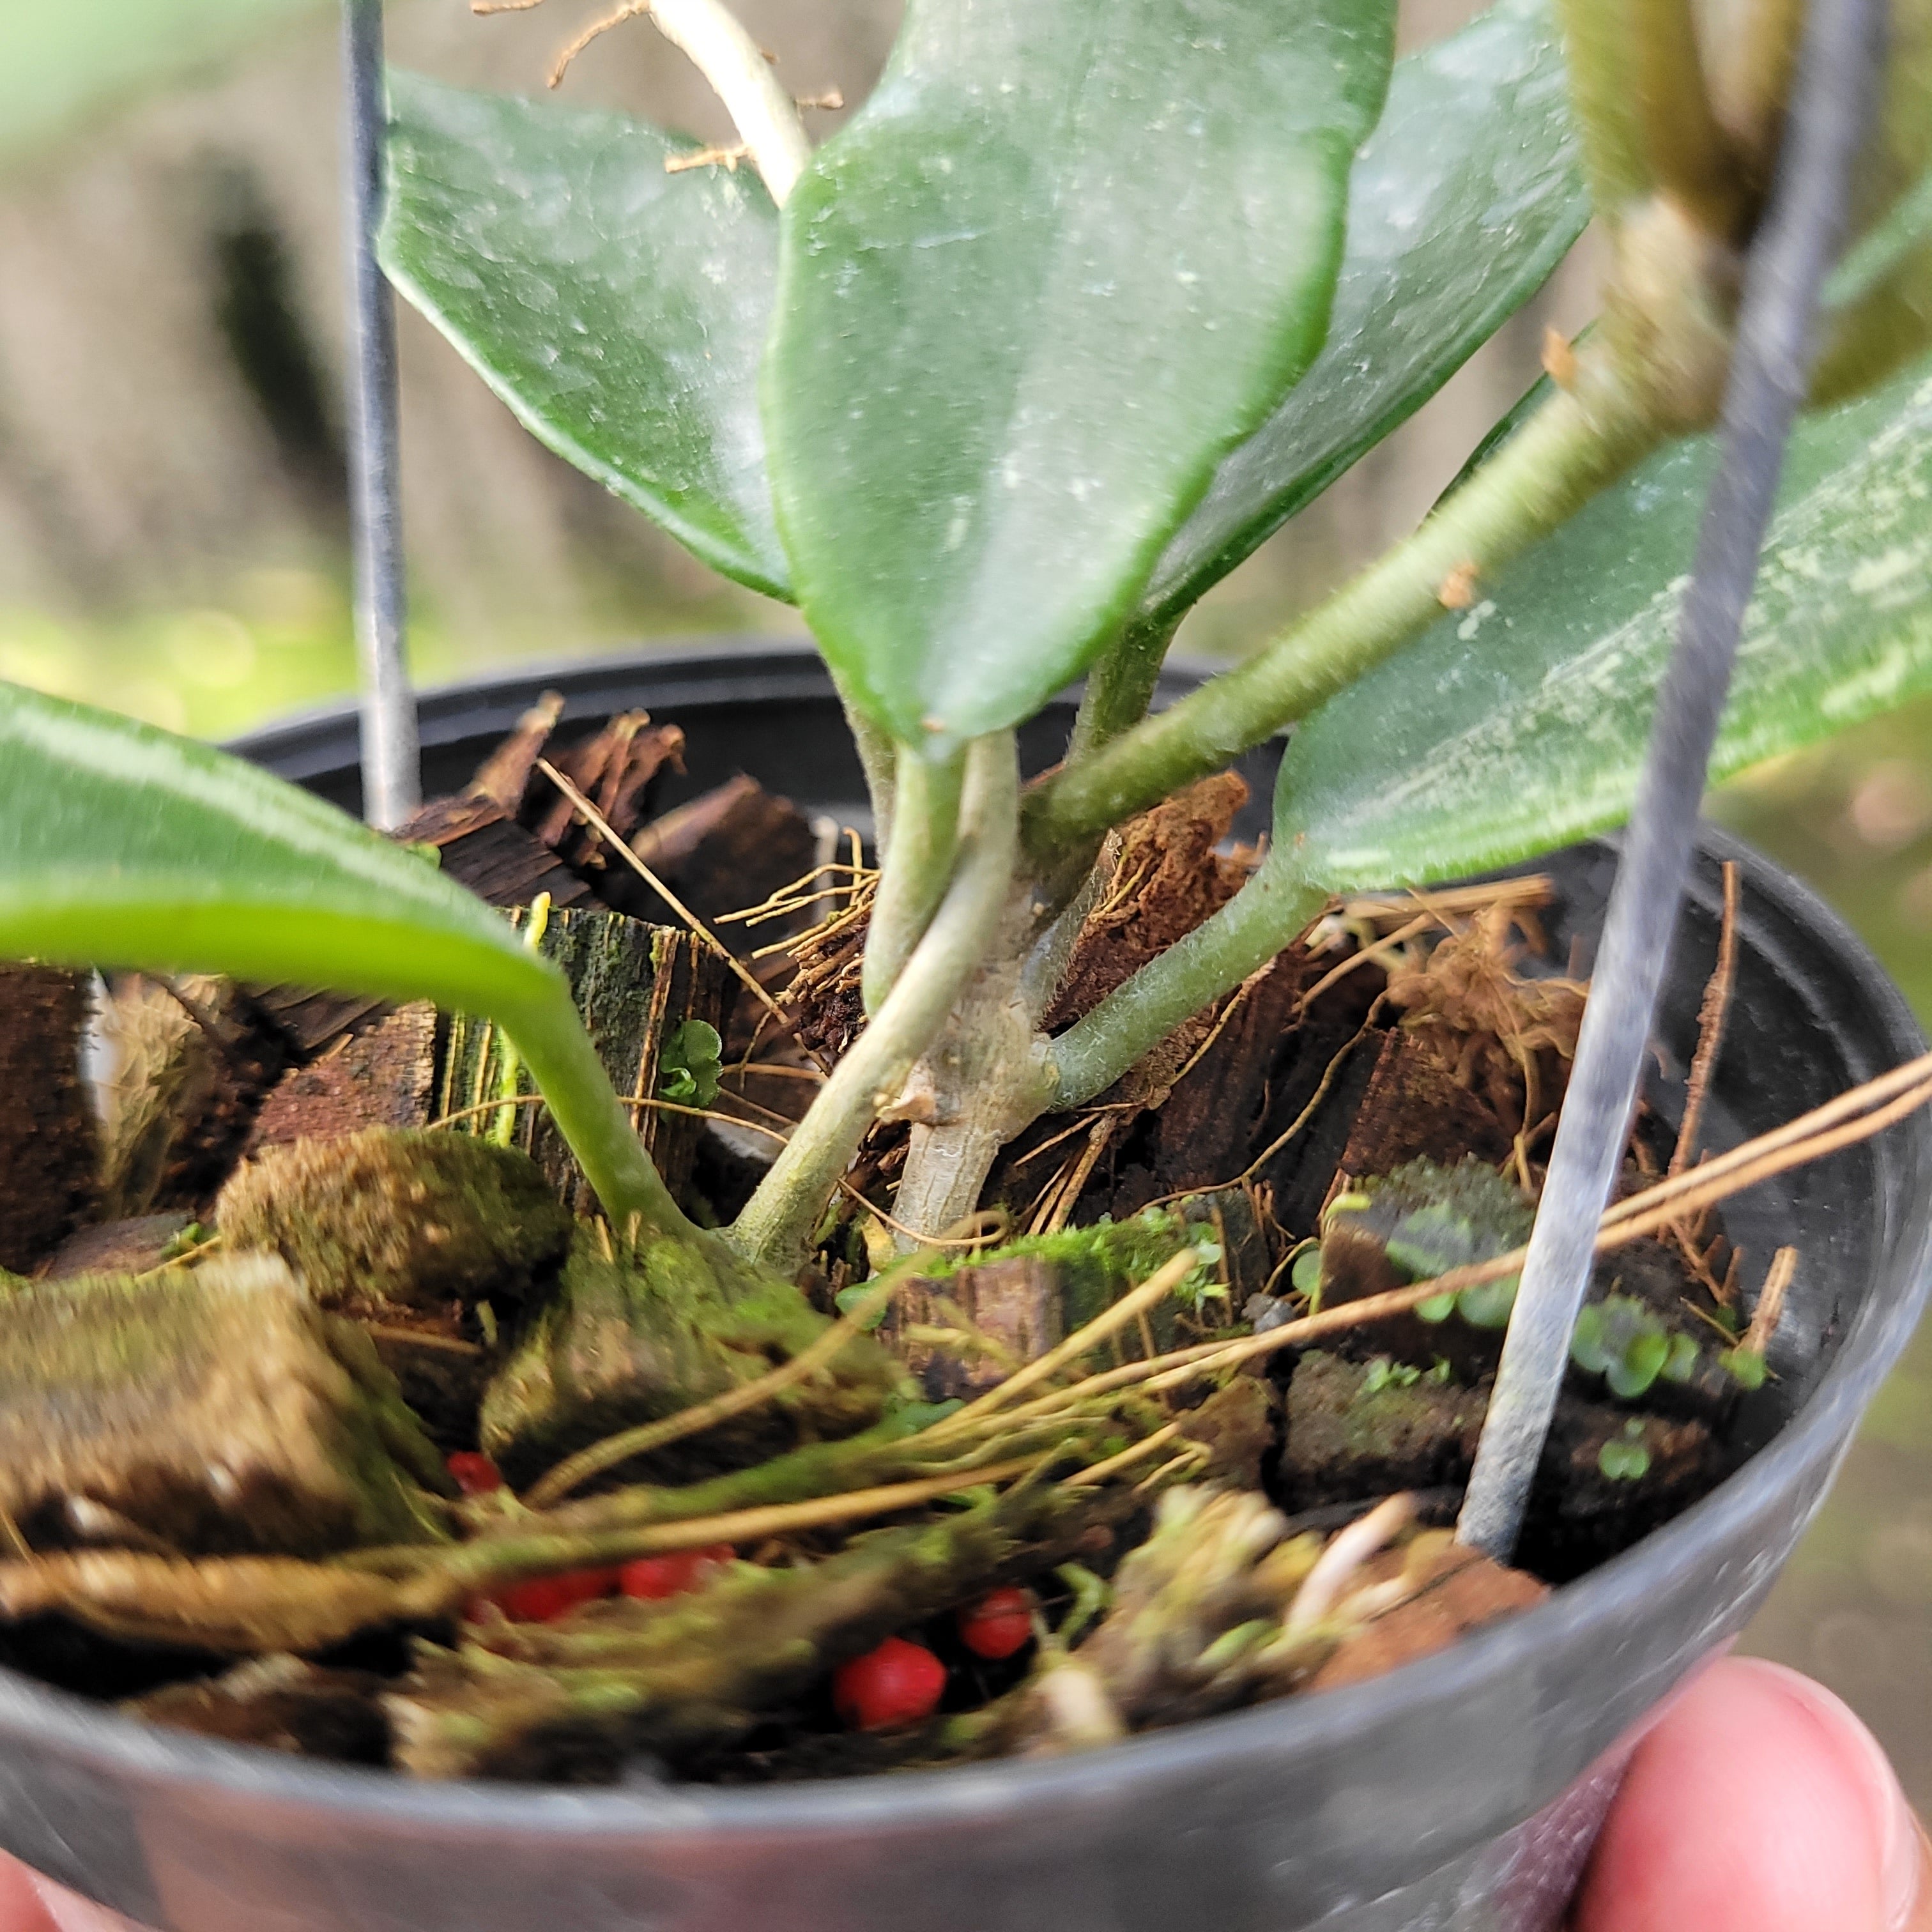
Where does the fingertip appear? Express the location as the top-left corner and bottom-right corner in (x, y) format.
(1574, 1656), (1920, 1932)
(0, 1858), (141, 1932)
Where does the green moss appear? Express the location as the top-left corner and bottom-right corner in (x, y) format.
(917, 1207), (1208, 1331)
(217, 1126), (572, 1314)
(479, 1227), (903, 1485)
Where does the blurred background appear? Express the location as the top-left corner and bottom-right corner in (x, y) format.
(3, 0), (1928, 1804)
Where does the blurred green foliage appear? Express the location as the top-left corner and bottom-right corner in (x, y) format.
(0, 570), (468, 742)
(0, 0), (325, 166)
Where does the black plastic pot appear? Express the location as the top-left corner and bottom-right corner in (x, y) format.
(1, 641), (1927, 1932)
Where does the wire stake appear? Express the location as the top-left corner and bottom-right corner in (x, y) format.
(1457, 0), (1887, 1560)
(342, 0), (420, 829)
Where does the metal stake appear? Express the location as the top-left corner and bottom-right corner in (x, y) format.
(342, 0), (420, 829)
(1457, 0), (1886, 1560)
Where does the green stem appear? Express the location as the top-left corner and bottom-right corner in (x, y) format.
(862, 745), (965, 1014)
(1555, 0), (1653, 220)
(728, 731), (1020, 1272)
(1066, 616), (1179, 764)
(839, 690), (900, 855)
(1023, 376), (1665, 858)
(1044, 856), (1326, 1111)
(502, 984), (694, 1239)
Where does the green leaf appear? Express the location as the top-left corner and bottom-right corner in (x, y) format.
(0, 682), (682, 1236)
(659, 1018), (724, 1110)
(1137, 0), (1588, 629)
(0, 681), (556, 1008)
(1720, 1347), (1770, 1393)
(1597, 1434), (1652, 1482)
(1661, 1331), (1701, 1384)
(1273, 357), (1932, 890)
(1569, 1303), (1614, 1376)
(380, 73), (790, 601)
(764, 0), (1395, 748)
(1457, 1275), (1520, 1330)
(1606, 1328), (1670, 1401)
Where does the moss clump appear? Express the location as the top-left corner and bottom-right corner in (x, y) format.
(0, 1256), (449, 1556)
(217, 1126), (572, 1315)
(917, 1206), (1216, 1332)
(479, 1228), (905, 1487)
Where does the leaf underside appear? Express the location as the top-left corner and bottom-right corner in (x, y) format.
(1275, 357), (1932, 891)
(1138, 0), (1589, 631)
(379, 72), (790, 601)
(764, 0), (1396, 748)
(0, 680), (556, 1019)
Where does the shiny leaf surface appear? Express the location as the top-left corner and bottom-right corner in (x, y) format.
(381, 72), (789, 599)
(1275, 359), (1932, 889)
(0, 680), (557, 1015)
(765, 0), (1395, 747)
(1139, 0), (1588, 629)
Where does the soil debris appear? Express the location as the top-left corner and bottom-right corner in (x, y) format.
(130, 1653), (390, 1763)
(36, 1213), (195, 1282)
(218, 1128), (574, 1441)
(438, 907), (727, 1210)
(1281, 1352), (1489, 1508)
(1309, 1541), (1547, 1689)
(387, 1483), (1083, 1781)
(96, 974), (284, 1219)
(1042, 772), (1252, 1031)
(590, 774), (816, 944)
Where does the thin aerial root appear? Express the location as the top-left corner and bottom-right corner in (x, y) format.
(1744, 1246), (1797, 1356)
(1285, 1492), (1417, 1638)
(549, 0), (649, 88)
(665, 144), (748, 175)
(1672, 859), (1741, 1177)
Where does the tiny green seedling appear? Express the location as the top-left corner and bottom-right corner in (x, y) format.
(2, 0), (1930, 1323)
(658, 1020), (724, 1110)
(1597, 1420), (1653, 1483)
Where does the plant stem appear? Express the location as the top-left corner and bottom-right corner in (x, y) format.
(727, 732), (1019, 1272)
(641, 0), (811, 205)
(862, 744), (965, 1014)
(1066, 617), (1179, 764)
(1554, 0), (1653, 221)
(1022, 374), (1665, 857)
(842, 696), (900, 854)
(1044, 854), (1326, 1110)
(502, 985), (694, 1239)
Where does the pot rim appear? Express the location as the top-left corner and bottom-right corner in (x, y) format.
(2, 642), (1926, 1840)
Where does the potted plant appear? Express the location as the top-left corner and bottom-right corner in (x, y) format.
(0, 1), (1930, 1927)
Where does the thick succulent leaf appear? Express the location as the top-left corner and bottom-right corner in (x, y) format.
(1138, 0), (1588, 630)
(1274, 358), (1932, 891)
(380, 72), (789, 600)
(765, 0), (1395, 748)
(0, 681), (559, 1017)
